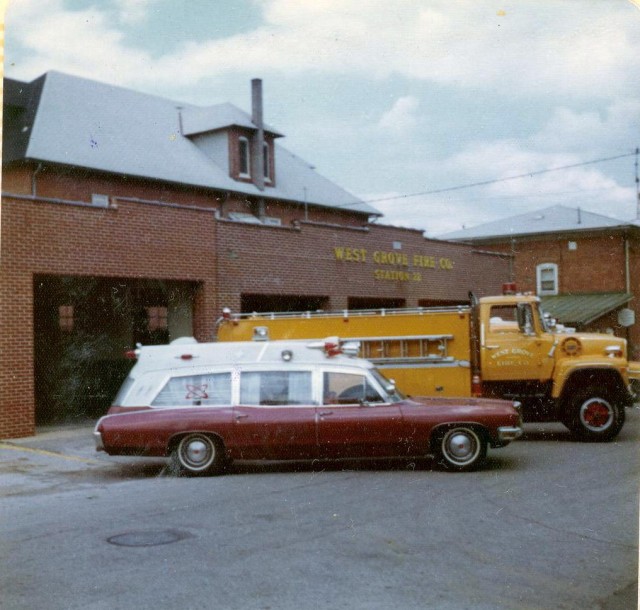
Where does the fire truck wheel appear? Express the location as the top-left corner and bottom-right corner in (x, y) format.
(434, 426), (487, 472)
(566, 386), (625, 442)
(170, 433), (226, 476)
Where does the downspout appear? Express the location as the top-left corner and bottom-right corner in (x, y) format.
(624, 233), (631, 347)
(31, 162), (43, 197)
(509, 237), (516, 283)
(625, 236), (630, 294)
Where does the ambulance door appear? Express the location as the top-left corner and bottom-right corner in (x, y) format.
(316, 370), (406, 458)
(233, 369), (318, 460)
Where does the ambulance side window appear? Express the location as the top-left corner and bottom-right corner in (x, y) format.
(323, 372), (385, 404)
(240, 371), (313, 405)
(152, 372), (232, 407)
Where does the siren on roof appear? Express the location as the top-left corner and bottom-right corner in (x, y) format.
(307, 337), (360, 358)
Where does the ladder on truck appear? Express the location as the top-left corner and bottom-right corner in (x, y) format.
(354, 334), (454, 365)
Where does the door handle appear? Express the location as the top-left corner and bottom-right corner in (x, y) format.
(318, 411), (334, 417)
(235, 414), (248, 421)
(484, 345), (499, 350)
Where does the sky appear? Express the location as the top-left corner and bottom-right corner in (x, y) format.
(3, 0), (640, 236)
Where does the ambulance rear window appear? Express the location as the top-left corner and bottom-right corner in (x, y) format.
(152, 372), (232, 407)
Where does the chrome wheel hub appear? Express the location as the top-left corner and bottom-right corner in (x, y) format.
(447, 433), (473, 459)
(183, 439), (212, 466)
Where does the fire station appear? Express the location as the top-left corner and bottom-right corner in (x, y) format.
(0, 71), (511, 437)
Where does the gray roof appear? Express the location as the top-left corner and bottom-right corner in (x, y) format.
(541, 292), (632, 326)
(180, 103), (283, 137)
(3, 71), (378, 216)
(438, 205), (639, 242)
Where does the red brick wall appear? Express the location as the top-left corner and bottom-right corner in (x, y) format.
(1, 167), (221, 438)
(495, 234), (628, 294)
(0, 163), (509, 438)
(484, 232), (640, 354)
(216, 221), (510, 307)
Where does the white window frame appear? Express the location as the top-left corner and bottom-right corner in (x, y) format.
(536, 263), (559, 296)
(238, 136), (251, 177)
(262, 142), (271, 183)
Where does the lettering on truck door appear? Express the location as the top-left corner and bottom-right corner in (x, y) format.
(481, 303), (554, 382)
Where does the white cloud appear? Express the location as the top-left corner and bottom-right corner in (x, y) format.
(420, 138), (637, 234)
(532, 99), (640, 156)
(364, 116), (638, 237)
(5, 0), (154, 84)
(377, 97), (420, 133)
(114, 0), (158, 25)
(6, 0), (640, 98)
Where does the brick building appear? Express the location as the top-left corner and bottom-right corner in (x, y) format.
(1, 71), (509, 438)
(441, 205), (640, 358)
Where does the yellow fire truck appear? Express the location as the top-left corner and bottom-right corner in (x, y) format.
(217, 292), (639, 441)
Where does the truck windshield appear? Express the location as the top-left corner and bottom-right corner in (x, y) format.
(371, 369), (405, 402)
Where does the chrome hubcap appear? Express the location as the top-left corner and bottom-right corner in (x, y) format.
(186, 440), (209, 465)
(180, 436), (214, 470)
(447, 433), (473, 459)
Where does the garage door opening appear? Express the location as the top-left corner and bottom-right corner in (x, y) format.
(348, 297), (406, 310)
(418, 298), (469, 308)
(241, 294), (329, 314)
(33, 275), (196, 425)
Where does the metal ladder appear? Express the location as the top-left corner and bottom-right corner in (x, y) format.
(355, 334), (454, 365)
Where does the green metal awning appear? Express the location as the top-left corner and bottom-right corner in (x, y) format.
(540, 293), (633, 326)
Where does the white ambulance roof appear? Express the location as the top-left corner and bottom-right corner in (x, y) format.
(131, 338), (367, 374)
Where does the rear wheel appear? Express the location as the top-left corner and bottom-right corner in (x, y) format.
(435, 426), (487, 472)
(565, 386), (625, 442)
(170, 433), (226, 476)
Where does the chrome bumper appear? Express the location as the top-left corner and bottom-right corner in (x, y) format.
(497, 426), (523, 442)
(93, 424), (104, 452)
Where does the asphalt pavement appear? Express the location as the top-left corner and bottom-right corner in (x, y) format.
(0, 421), (166, 496)
(1, 411), (638, 610)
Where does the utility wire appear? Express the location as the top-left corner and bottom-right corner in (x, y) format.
(341, 150), (637, 210)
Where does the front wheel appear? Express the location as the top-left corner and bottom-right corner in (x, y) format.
(434, 426), (487, 472)
(565, 387), (625, 442)
(170, 433), (226, 476)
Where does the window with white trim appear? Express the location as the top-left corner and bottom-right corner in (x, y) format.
(238, 137), (250, 177)
(323, 372), (385, 405)
(536, 263), (559, 296)
(152, 372), (232, 407)
(240, 371), (313, 405)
